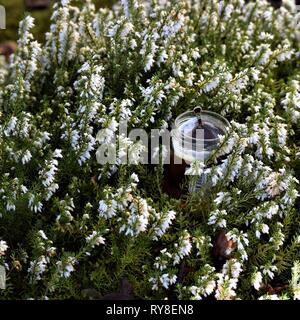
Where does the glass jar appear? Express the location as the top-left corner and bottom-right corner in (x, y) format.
(162, 108), (230, 196)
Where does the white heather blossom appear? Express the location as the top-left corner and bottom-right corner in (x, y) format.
(208, 209), (227, 228)
(252, 271), (263, 291)
(34, 131), (51, 148)
(281, 80), (300, 122)
(160, 273), (177, 289)
(152, 210), (176, 240)
(173, 231), (192, 265)
(39, 158), (59, 188)
(266, 171), (287, 198)
(185, 161), (205, 176)
(121, 22), (134, 38)
(201, 77), (220, 93)
(28, 256), (49, 281)
(226, 230), (249, 261)
(62, 0), (70, 7)
(38, 230), (48, 241)
(86, 231), (106, 248)
(6, 202), (16, 212)
(193, 236), (213, 256)
(255, 223), (270, 239)
(277, 48), (293, 62)
(130, 173), (139, 184)
(291, 261), (300, 300)
(269, 223), (285, 250)
(153, 249), (172, 271)
(0, 241), (8, 256)
(21, 150), (32, 164)
(231, 261), (243, 279)
(121, 0), (130, 19)
(119, 197), (150, 236)
(262, 265), (278, 279)
(255, 44), (272, 65)
(204, 280), (216, 296)
(215, 259), (242, 300)
(4, 117), (18, 136)
(161, 13), (185, 38)
(190, 286), (203, 300)
(189, 272), (216, 300)
(99, 198), (118, 219)
(214, 192), (227, 206)
(18, 16), (34, 45)
(98, 200), (108, 215)
(56, 256), (77, 278)
(28, 194), (43, 213)
(149, 277), (159, 291)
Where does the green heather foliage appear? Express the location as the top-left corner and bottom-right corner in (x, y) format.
(0, 0), (300, 300)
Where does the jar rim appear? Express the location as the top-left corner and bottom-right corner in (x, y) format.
(173, 109), (230, 143)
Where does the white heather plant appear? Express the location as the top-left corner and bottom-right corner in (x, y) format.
(0, 0), (300, 300)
